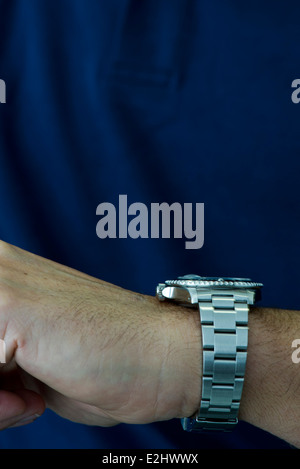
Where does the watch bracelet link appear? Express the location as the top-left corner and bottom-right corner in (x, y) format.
(182, 292), (249, 432)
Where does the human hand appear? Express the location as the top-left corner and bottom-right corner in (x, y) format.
(0, 241), (201, 429)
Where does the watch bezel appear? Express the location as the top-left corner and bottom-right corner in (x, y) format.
(165, 275), (263, 289)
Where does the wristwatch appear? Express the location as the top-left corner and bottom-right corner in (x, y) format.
(156, 274), (263, 432)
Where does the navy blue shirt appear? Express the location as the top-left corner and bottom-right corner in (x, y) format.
(0, 0), (299, 449)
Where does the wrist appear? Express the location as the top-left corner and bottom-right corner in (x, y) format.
(155, 298), (201, 421)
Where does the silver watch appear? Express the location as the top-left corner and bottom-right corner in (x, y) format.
(156, 274), (263, 432)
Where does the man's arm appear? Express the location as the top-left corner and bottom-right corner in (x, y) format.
(240, 306), (300, 447)
(0, 240), (299, 446)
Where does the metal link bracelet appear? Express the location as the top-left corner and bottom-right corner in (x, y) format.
(182, 293), (249, 432)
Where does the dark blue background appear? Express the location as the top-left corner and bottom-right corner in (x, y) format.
(0, 0), (299, 448)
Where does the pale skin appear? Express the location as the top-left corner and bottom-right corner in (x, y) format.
(0, 240), (299, 447)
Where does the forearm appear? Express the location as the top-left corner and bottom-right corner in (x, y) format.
(240, 306), (300, 447)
